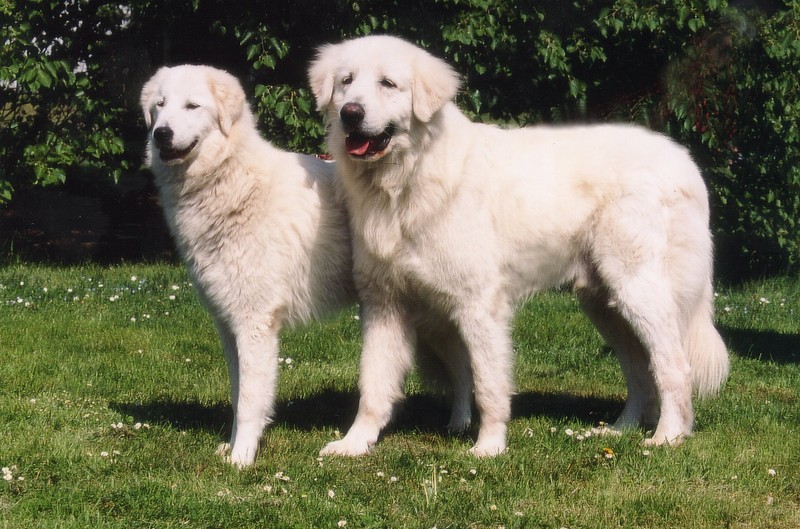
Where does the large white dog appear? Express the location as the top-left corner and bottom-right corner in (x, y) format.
(140, 65), (356, 467)
(309, 35), (729, 457)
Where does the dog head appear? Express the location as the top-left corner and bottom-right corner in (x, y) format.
(308, 35), (460, 163)
(140, 65), (245, 168)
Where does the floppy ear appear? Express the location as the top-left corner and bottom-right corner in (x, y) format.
(308, 44), (336, 112)
(412, 50), (461, 122)
(140, 66), (169, 128)
(208, 68), (245, 135)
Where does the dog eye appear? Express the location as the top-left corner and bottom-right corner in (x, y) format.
(380, 78), (396, 89)
(155, 99), (165, 107)
(341, 74), (353, 85)
(185, 102), (200, 110)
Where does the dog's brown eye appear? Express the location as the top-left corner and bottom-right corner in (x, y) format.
(380, 78), (396, 89)
(186, 102), (200, 110)
(342, 74), (353, 85)
(156, 99), (165, 107)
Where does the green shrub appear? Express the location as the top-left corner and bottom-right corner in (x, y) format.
(1, 0), (798, 273)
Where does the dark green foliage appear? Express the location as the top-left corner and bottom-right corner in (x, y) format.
(1, 0), (798, 273)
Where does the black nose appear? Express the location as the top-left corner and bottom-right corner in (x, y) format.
(340, 102), (365, 128)
(153, 126), (173, 147)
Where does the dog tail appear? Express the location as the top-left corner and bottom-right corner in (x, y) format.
(686, 282), (729, 397)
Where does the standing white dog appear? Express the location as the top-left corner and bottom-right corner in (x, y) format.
(141, 65), (355, 467)
(309, 35), (729, 457)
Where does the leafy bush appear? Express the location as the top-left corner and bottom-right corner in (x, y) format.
(1, 0), (798, 273)
(0, 1), (133, 201)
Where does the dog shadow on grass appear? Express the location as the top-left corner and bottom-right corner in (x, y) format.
(720, 325), (800, 364)
(110, 327), (798, 443)
(110, 389), (622, 440)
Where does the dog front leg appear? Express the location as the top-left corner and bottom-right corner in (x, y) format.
(226, 319), (281, 467)
(320, 302), (415, 456)
(212, 317), (239, 460)
(455, 301), (514, 457)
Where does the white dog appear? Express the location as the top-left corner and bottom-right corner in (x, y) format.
(140, 65), (356, 467)
(309, 35), (729, 457)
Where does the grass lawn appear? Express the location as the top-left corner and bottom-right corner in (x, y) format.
(1, 263), (798, 528)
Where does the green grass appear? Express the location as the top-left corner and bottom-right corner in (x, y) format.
(1, 264), (798, 528)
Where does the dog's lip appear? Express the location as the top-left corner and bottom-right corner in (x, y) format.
(158, 139), (199, 162)
(345, 127), (394, 158)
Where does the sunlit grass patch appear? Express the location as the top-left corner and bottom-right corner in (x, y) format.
(1, 264), (799, 528)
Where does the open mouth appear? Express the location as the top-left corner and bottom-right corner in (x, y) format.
(345, 127), (393, 158)
(158, 140), (198, 162)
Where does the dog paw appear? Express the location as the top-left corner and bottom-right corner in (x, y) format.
(591, 423), (623, 437)
(319, 438), (373, 457)
(469, 442), (506, 458)
(447, 409), (472, 433)
(447, 418), (472, 433)
(469, 422), (507, 457)
(226, 441), (259, 468)
(643, 432), (686, 447)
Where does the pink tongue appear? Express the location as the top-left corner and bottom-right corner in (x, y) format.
(346, 136), (371, 156)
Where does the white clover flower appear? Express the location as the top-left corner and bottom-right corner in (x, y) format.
(337, 521), (347, 528)
(768, 468), (777, 476)
(327, 489), (336, 499)
(522, 427), (534, 437)
(565, 428), (574, 436)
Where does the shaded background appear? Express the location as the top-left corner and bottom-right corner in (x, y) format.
(1, 0), (798, 278)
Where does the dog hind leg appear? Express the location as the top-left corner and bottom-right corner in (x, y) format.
(576, 276), (660, 432)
